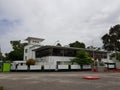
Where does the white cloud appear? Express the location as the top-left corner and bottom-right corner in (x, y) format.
(0, 0), (120, 53)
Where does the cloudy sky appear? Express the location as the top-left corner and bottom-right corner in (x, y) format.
(0, 0), (120, 54)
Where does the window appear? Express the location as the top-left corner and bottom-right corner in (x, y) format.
(25, 49), (28, 53)
(36, 49), (52, 58)
(32, 40), (39, 43)
(25, 56), (27, 60)
(36, 41), (39, 43)
(52, 49), (64, 56)
(64, 49), (76, 57)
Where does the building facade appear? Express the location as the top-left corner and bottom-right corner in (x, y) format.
(34, 45), (110, 66)
(11, 37), (116, 71)
(24, 37), (44, 61)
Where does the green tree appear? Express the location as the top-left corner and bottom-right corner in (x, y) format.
(87, 46), (101, 51)
(26, 58), (36, 71)
(69, 41), (86, 48)
(56, 43), (62, 46)
(10, 40), (27, 51)
(110, 53), (120, 61)
(0, 52), (3, 61)
(71, 50), (93, 70)
(8, 50), (23, 61)
(101, 24), (120, 51)
(0, 47), (3, 61)
(5, 40), (27, 61)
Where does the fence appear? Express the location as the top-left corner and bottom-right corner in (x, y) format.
(11, 64), (92, 71)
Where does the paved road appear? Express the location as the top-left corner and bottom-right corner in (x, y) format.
(0, 72), (120, 90)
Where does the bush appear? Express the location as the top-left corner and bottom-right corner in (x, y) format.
(26, 58), (35, 66)
(26, 58), (36, 70)
(0, 86), (4, 90)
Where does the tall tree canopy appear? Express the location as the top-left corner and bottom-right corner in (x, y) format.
(101, 24), (120, 51)
(6, 40), (27, 61)
(69, 41), (86, 48)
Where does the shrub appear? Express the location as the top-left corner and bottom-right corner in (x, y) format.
(26, 58), (36, 70)
(0, 86), (4, 90)
(26, 58), (35, 66)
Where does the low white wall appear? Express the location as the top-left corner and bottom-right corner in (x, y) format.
(71, 65), (80, 69)
(83, 65), (91, 69)
(108, 65), (115, 68)
(44, 65), (50, 69)
(44, 65), (56, 70)
(58, 65), (68, 69)
(17, 65), (27, 70)
(10, 64), (92, 71)
(105, 64), (115, 68)
(50, 65), (56, 69)
(30, 65), (41, 70)
(11, 64), (16, 70)
(11, 66), (16, 70)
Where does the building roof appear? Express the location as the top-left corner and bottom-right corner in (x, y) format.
(25, 37), (45, 41)
(33, 45), (108, 53)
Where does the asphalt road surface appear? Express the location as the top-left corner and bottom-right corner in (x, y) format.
(0, 72), (120, 90)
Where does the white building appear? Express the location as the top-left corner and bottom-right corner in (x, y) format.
(11, 37), (116, 71)
(24, 37), (44, 61)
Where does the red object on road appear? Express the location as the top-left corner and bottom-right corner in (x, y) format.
(93, 68), (97, 72)
(113, 69), (120, 72)
(83, 76), (100, 80)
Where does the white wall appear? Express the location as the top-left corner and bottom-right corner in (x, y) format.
(11, 63), (16, 70)
(17, 65), (27, 70)
(58, 65), (68, 69)
(24, 45), (40, 61)
(24, 45), (33, 60)
(83, 65), (91, 69)
(108, 65), (115, 68)
(35, 56), (92, 70)
(36, 56), (74, 66)
(71, 65), (80, 69)
(24, 37), (44, 61)
(30, 65), (41, 70)
(11, 64), (92, 70)
(44, 65), (56, 70)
